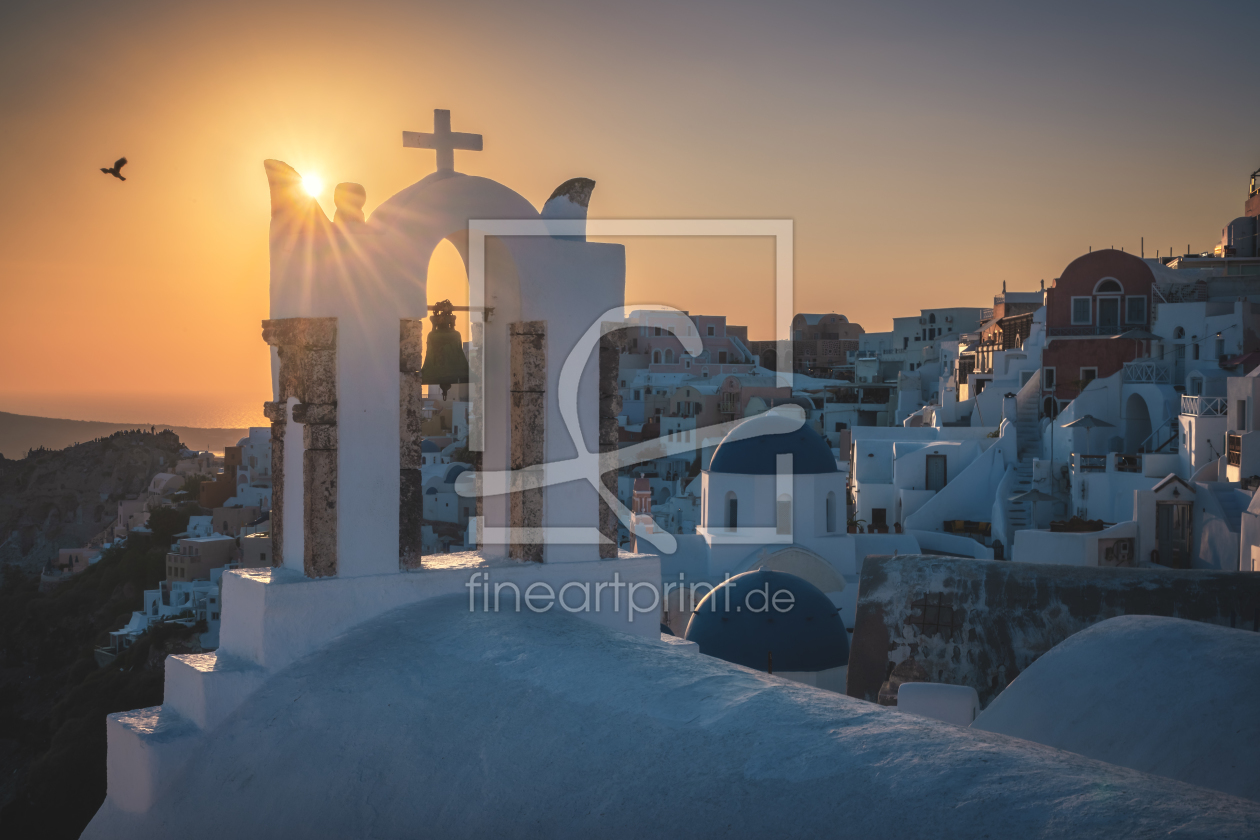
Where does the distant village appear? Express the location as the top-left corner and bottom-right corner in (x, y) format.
(611, 167), (1260, 581)
(39, 168), (1260, 679)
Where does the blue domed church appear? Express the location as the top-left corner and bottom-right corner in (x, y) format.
(657, 409), (919, 660)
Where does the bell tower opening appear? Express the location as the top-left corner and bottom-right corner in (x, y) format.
(402, 239), (478, 565)
(426, 239), (472, 350)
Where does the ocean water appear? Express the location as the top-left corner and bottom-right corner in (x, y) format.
(0, 392), (268, 429)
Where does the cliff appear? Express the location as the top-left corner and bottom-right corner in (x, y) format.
(0, 430), (185, 572)
(0, 411), (246, 460)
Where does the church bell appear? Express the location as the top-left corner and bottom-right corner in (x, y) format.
(420, 299), (470, 399)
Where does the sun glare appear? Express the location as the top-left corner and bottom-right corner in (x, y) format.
(302, 174), (324, 196)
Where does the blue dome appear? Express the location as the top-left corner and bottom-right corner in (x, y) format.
(443, 463), (471, 484)
(708, 412), (837, 475)
(425, 487), (438, 495)
(421, 440), (441, 453)
(684, 569), (848, 672)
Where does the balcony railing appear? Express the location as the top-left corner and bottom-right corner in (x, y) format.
(1181, 395), (1226, 416)
(1047, 325), (1128, 337)
(1077, 454), (1107, 472)
(1122, 360), (1170, 384)
(1114, 454), (1142, 473)
(1228, 433), (1242, 467)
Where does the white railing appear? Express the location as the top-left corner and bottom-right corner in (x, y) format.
(1181, 395), (1226, 416)
(1122, 360), (1171, 384)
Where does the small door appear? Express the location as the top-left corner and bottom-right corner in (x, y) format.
(1097, 297), (1120, 332)
(1174, 345), (1186, 384)
(925, 454), (947, 491)
(1155, 501), (1192, 568)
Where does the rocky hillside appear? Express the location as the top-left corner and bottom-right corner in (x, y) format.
(0, 411), (247, 460)
(0, 430), (184, 572)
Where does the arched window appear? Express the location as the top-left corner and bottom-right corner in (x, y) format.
(776, 494), (792, 535)
(725, 492), (738, 531)
(825, 492), (837, 533)
(652, 350), (662, 364)
(1094, 278), (1123, 294)
(1173, 326), (1185, 339)
(664, 349), (674, 363)
(929, 313), (936, 324)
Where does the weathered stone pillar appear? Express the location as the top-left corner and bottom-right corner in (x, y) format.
(509, 321), (546, 562)
(262, 317), (338, 578)
(468, 320), (484, 551)
(399, 319), (425, 570)
(262, 400), (286, 566)
(598, 327), (628, 558)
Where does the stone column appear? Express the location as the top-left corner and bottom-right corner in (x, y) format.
(509, 321), (546, 563)
(468, 320), (484, 551)
(262, 400), (286, 566)
(598, 327), (628, 558)
(262, 317), (338, 578)
(399, 319), (425, 570)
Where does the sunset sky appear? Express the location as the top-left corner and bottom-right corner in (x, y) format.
(2, 0), (1258, 429)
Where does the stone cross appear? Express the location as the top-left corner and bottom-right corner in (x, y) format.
(403, 109), (483, 173)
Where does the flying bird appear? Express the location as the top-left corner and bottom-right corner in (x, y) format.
(100, 157), (127, 180)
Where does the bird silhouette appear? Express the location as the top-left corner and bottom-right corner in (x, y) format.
(100, 157), (127, 181)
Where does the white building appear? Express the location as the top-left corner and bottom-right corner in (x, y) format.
(185, 516), (214, 538)
(105, 567), (228, 656)
(421, 463), (475, 530)
(236, 427), (273, 488)
(657, 409), (918, 634)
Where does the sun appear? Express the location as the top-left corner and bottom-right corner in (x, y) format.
(302, 173), (324, 196)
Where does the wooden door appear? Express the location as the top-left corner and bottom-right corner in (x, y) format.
(1155, 501), (1192, 568)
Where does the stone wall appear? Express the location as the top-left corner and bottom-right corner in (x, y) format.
(847, 554), (1260, 708)
(262, 317), (338, 578)
(261, 400), (285, 567)
(399, 319), (425, 570)
(509, 321), (546, 562)
(598, 328), (629, 558)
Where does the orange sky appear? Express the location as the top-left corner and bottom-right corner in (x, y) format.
(2, 0), (1258, 428)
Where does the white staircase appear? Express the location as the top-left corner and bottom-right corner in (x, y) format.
(1005, 462), (1035, 531)
(1004, 371), (1043, 537)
